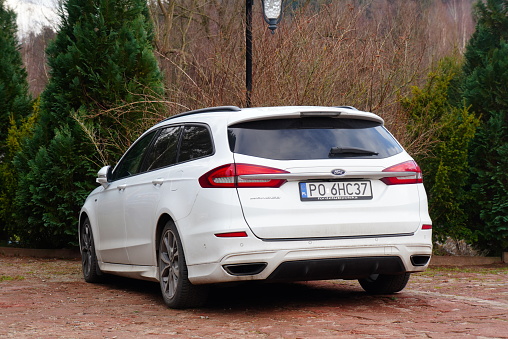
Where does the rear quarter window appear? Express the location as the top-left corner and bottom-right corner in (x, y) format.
(178, 125), (214, 162)
(228, 118), (402, 160)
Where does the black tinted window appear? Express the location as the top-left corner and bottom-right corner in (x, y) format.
(144, 126), (181, 171)
(228, 118), (402, 160)
(178, 125), (213, 162)
(112, 130), (156, 180)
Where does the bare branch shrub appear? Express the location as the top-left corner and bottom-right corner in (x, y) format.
(147, 0), (474, 152)
(149, 0), (245, 110)
(71, 83), (184, 166)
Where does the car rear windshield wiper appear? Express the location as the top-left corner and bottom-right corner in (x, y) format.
(329, 147), (379, 157)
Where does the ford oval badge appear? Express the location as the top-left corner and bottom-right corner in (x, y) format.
(331, 169), (346, 176)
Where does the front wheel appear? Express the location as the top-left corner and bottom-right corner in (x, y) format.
(358, 273), (410, 294)
(158, 221), (208, 308)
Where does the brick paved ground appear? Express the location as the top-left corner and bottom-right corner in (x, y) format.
(1, 255), (507, 338)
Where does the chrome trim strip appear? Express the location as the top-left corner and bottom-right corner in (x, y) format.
(260, 233), (415, 242)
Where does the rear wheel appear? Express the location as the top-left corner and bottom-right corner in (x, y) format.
(158, 221), (208, 308)
(80, 218), (103, 283)
(358, 273), (410, 294)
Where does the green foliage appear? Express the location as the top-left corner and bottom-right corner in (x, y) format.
(0, 0), (32, 240)
(400, 57), (480, 242)
(0, 102), (39, 240)
(14, 123), (96, 248)
(0, 0), (31, 146)
(462, 0), (508, 252)
(42, 0), (163, 162)
(468, 107), (508, 251)
(12, 0), (163, 248)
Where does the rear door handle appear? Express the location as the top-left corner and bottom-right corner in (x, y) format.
(117, 184), (127, 190)
(152, 178), (164, 186)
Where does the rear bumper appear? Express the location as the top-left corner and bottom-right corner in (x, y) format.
(187, 234), (432, 284)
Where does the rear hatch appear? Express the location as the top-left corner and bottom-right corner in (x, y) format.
(227, 113), (424, 240)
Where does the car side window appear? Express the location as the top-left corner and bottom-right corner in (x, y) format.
(178, 125), (213, 162)
(111, 130), (156, 181)
(144, 126), (182, 171)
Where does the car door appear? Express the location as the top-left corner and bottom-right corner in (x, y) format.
(124, 125), (182, 266)
(124, 124), (215, 266)
(95, 130), (156, 264)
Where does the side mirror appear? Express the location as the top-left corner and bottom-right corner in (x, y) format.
(96, 166), (112, 188)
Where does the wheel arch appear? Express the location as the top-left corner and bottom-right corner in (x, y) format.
(79, 211), (89, 227)
(78, 211), (90, 244)
(155, 213), (175, 261)
(78, 210), (101, 260)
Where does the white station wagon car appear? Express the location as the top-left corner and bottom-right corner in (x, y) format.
(79, 106), (432, 308)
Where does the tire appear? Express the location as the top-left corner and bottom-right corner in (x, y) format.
(358, 273), (411, 294)
(80, 217), (103, 283)
(158, 221), (208, 309)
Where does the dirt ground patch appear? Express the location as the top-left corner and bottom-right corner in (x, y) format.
(1, 255), (507, 338)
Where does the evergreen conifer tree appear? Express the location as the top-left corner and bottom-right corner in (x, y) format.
(13, 0), (163, 248)
(401, 57), (479, 244)
(0, 0), (32, 240)
(462, 0), (508, 253)
(0, 0), (31, 146)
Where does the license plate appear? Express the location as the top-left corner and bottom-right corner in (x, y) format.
(299, 181), (373, 201)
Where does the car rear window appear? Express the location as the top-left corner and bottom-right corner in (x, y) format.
(228, 118), (403, 160)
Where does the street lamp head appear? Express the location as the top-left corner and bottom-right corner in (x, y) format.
(261, 0), (283, 33)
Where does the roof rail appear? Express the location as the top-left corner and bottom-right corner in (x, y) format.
(335, 106), (358, 110)
(159, 106), (242, 123)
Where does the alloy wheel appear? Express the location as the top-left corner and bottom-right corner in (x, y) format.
(160, 229), (180, 299)
(80, 222), (93, 278)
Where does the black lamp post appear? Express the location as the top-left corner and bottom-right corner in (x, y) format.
(246, 0), (283, 108)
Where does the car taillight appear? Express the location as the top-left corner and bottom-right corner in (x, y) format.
(199, 163), (288, 188)
(380, 160), (423, 185)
